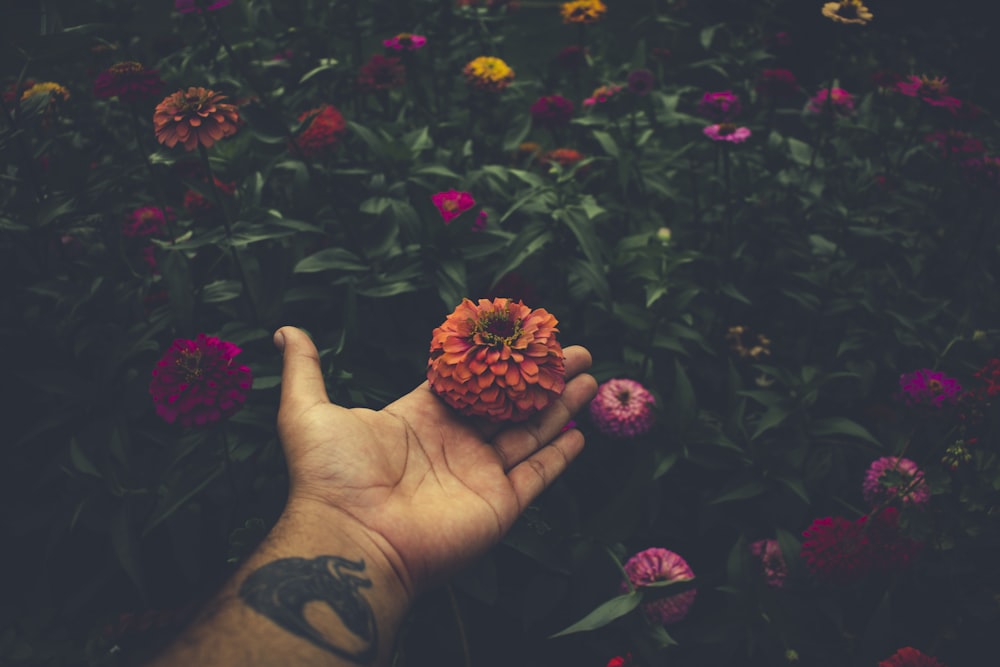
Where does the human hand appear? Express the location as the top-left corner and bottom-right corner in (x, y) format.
(272, 326), (598, 601)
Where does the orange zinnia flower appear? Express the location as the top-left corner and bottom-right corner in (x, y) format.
(427, 298), (566, 422)
(153, 87), (240, 151)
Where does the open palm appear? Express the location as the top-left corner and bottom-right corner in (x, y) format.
(273, 326), (598, 597)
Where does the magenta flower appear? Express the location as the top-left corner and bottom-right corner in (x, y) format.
(621, 547), (696, 625)
(174, 0), (231, 13)
(808, 87), (855, 114)
(93, 61), (164, 103)
(472, 210), (488, 232)
(529, 94), (575, 128)
(863, 456), (931, 508)
(898, 368), (963, 408)
(925, 130), (985, 159)
(697, 90), (741, 120)
(749, 539), (788, 588)
(123, 205), (174, 238)
(383, 33), (427, 51)
(896, 75), (962, 112)
(432, 190), (476, 223)
(589, 378), (656, 437)
(149, 333), (253, 428)
(703, 123), (751, 143)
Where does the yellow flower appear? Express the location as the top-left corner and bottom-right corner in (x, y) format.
(560, 0), (607, 24)
(21, 82), (70, 103)
(463, 56), (515, 93)
(821, 0), (873, 25)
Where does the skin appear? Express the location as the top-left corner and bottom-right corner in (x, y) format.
(148, 325), (598, 666)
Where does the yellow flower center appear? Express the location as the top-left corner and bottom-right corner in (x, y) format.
(176, 349), (204, 382)
(110, 61), (144, 75)
(474, 307), (522, 347)
(717, 123), (736, 135)
(928, 378), (943, 392)
(442, 199), (459, 212)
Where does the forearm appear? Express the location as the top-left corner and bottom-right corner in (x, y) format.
(148, 501), (413, 667)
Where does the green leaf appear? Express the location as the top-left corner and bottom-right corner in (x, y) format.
(664, 360), (696, 433)
(111, 507), (146, 598)
(143, 469), (222, 537)
(491, 224), (553, 284)
(294, 248), (369, 273)
(502, 112), (533, 153)
(710, 480), (766, 504)
(299, 58), (339, 84)
(201, 279), (242, 303)
(558, 207), (604, 267)
(700, 24), (722, 49)
(592, 130), (620, 158)
(751, 405), (792, 440)
(549, 593), (641, 638)
(69, 438), (101, 478)
(808, 417), (881, 446)
(356, 281), (418, 297)
(787, 137), (814, 166)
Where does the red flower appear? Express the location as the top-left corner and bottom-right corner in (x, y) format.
(879, 647), (948, 667)
(292, 104), (347, 158)
(183, 176), (236, 215)
(93, 61), (164, 103)
(606, 654), (633, 667)
(123, 205), (174, 238)
(924, 130), (985, 159)
(357, 54), (405, 92)
(149, 333), (253, 427)
(895, 75), (962, 112)
(427, 298), (565, 422)
(553, 45), (589, 70)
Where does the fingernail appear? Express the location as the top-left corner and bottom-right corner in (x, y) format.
(273, 329), (285, 351)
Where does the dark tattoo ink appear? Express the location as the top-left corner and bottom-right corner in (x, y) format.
(239, 556), (378, 664)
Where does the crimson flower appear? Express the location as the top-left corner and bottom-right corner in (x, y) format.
(698, 90), (741, 120)
(357, 54), (405, 92)
(123, 205), (174, 238)
(879, 646), (948, 667)
(149, 333), (253, 427)
(93, 61), (164, 103)
(529, 94), (575, 128)
(292, 104), (347, 158)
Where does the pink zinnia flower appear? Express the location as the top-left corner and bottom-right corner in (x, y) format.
(879, 646), (948, 667)
(175, 0), (231, 13)
(895, 75), (962, 112)
(93, 61), (164, 103)
(703, 123), (751, 143)
(149, 333), (253, 428)
(621, 547), (696, 625)
(697, 90), (741, 120)
(123, 205), (174, 239)
(383, 33), (427, 51)
(808, 87), (855, 114)
(432, 190), (476, 223)
(925, 130), (985, 159)
(589, 378), (656, 437)
(863, 456), (930, 508)
(530, 94), (575, 128)
(898, 368), (963, 408)
(749, 539), (788, 588)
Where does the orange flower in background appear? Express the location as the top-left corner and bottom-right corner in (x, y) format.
(153, 87), (240, 151)
(561, 0), (607, 24)
(427, 298), (566, 422)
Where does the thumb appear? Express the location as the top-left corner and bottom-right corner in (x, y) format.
(274, 326), (330, 415)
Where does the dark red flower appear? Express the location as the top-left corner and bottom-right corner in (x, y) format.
(553, 45), (589, 70)
(925, 130), (985, 159)
(755, 69), (800, 97)
(183, 176), (237, 215)
(149, 333), (253, 427)
(627, 69), (655, 96)
(292, 104), (347, 158)
(357, 54), (405, 92)
(529, 94), (575, 128)
(93, 61), (164, 103)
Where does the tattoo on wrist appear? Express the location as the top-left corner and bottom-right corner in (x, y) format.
(239, 556), (378, 664)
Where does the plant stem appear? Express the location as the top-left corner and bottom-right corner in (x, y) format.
(197, 144), (260, 324)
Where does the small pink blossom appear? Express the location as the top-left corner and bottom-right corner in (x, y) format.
(432, 190), (476, 223)
(589, 378), (655, 437)
(583, 84), (623, 107)
(697, 90), (741, 120)
(808, 87), (855, 114)
(123, 206), (174, 239)
(703, 123), (751, 143)
(898, 368), (963, 408)
(621, 547), (696, 625)
(749, 539), (788, 588)
(383, 33), (427, 51)
(863, 456), (931, 508)
(896, 75), (962, 112)
(472, 209), (488, 232)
